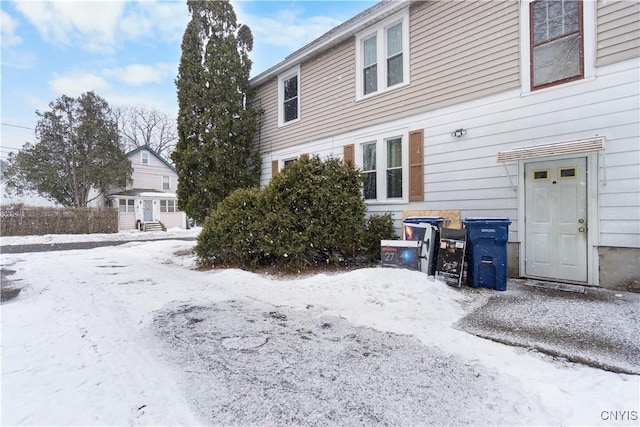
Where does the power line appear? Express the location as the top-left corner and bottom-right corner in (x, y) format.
(1, 122), (34, 130)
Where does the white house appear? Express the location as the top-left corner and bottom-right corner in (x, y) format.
(249, 0), (639, 290)
(106, 145), (186, 231)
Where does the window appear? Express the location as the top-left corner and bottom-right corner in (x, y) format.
(283, 158), (297, 168)
(162, 176), (170, 190)
(141, 151), (149, 165)
(358, 131), (407, 202)
(533, 169), (550, 180)
(160, 200), (177, 213)
(355, 10), (410, 100)
(386, 138), (403, 198)
(386, 23), (403, 87)
(521, 0), (594, 92)
(559, 167), (577, 178)
(278, 66), (300, 126)
(119, 199), (135, 213)
(362, 143), (377, 200)
(363, 36), (378, 95)
(531, 0), (582, 89)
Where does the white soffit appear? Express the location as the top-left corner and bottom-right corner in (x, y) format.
(497, 137), (605, 162)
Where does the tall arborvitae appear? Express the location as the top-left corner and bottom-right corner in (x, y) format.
(172, 0), (260, 223)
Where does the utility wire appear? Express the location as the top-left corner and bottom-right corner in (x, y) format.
(1, 122), (34, 130)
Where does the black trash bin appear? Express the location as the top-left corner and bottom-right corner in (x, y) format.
(463, 217), (511, 291)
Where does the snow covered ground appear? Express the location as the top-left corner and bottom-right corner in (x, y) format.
(1, 232), (639, 426)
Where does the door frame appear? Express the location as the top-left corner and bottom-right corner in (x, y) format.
(517, 152), (600, 285)
(142, 199), (154, 222)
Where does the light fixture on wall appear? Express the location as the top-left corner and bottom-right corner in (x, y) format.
(451, 128), (467, 138)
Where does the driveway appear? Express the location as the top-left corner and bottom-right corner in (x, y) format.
(455, 279), (640, 375)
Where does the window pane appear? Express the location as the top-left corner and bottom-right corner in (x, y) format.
(284, 98), (298, 122)
(533, 33), (580, 86)
(387, 23), (402, 57)
(160, 201), (167, 213)
(362, 143), (376, 171)
(364, 64), (378, 95)
(284, 76), (297, 101)
(387, 138), (402, 168)
(386, 169), (402, 198)
(364, 36), (377, 67)
(119, 200), (126, 213)
(532, 1), (548, 43)
(387, 54), (403, 87)
(563, 0), (579, 33)
(547, 1), (563, 39)
(364, 172), (377, 200)
(533, 0), (579, 43)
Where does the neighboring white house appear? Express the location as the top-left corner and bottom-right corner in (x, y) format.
(92, 145), (186, 231)
(249, 0), (639, 289)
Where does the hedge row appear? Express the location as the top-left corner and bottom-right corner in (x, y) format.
(195, 155), (396, 270)
(0, 204), (119, 236)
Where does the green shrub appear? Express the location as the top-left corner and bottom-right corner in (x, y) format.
(195, 154), (388, 270)
(195, 187), (264, 268)
(363, 213), (398, 261)
(261, 155), (366, 268)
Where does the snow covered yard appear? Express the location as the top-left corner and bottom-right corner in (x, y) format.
(1, 237), (639, 426)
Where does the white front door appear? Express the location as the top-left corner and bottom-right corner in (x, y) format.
(525, 158), (588, 282)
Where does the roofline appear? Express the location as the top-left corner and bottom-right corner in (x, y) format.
(249, 0), (410, 87)
(126, 144), (176, 172)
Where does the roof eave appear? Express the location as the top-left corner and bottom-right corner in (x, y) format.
(250, 0), (410, 88)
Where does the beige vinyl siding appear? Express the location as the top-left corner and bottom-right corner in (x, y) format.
(597, 1), (640, 66)
(253, 0), (520, 155)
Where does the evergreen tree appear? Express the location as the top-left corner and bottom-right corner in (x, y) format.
(3, 92), (132, 207)
(172, 0), (260, 223)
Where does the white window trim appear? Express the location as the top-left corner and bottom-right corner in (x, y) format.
(355, 9), (410, 101)
(141, 151), (149, 165)
(118, 198), (135, 213)
(281, 157), (298, 170)
(520, 0), (596, 95)
(277, 65), (301, 127)
(160, 199), (177, 213)
(162, 175), (170, 190)
(356, 129), (409, 204)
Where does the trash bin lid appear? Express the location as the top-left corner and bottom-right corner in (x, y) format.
(463, 217), (511, 224)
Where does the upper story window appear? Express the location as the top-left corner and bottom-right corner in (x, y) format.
(531, 0), (583, 89)
(162, 176), (170, 190)
(141, 151), (149, 165)
(521, 0), (595, 93)
(278, 65), (300, 126)
(355, 9), (410, 100)
(358, 131), (408, 202)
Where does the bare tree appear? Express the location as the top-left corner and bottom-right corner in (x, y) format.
(113, 106), (177, 161)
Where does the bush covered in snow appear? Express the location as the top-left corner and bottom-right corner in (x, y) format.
(195, 155), (396, 269)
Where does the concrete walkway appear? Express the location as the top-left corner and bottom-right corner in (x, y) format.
(455, 279), (640, 374)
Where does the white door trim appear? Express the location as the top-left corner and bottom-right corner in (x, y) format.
(518, 152), (600, 285)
